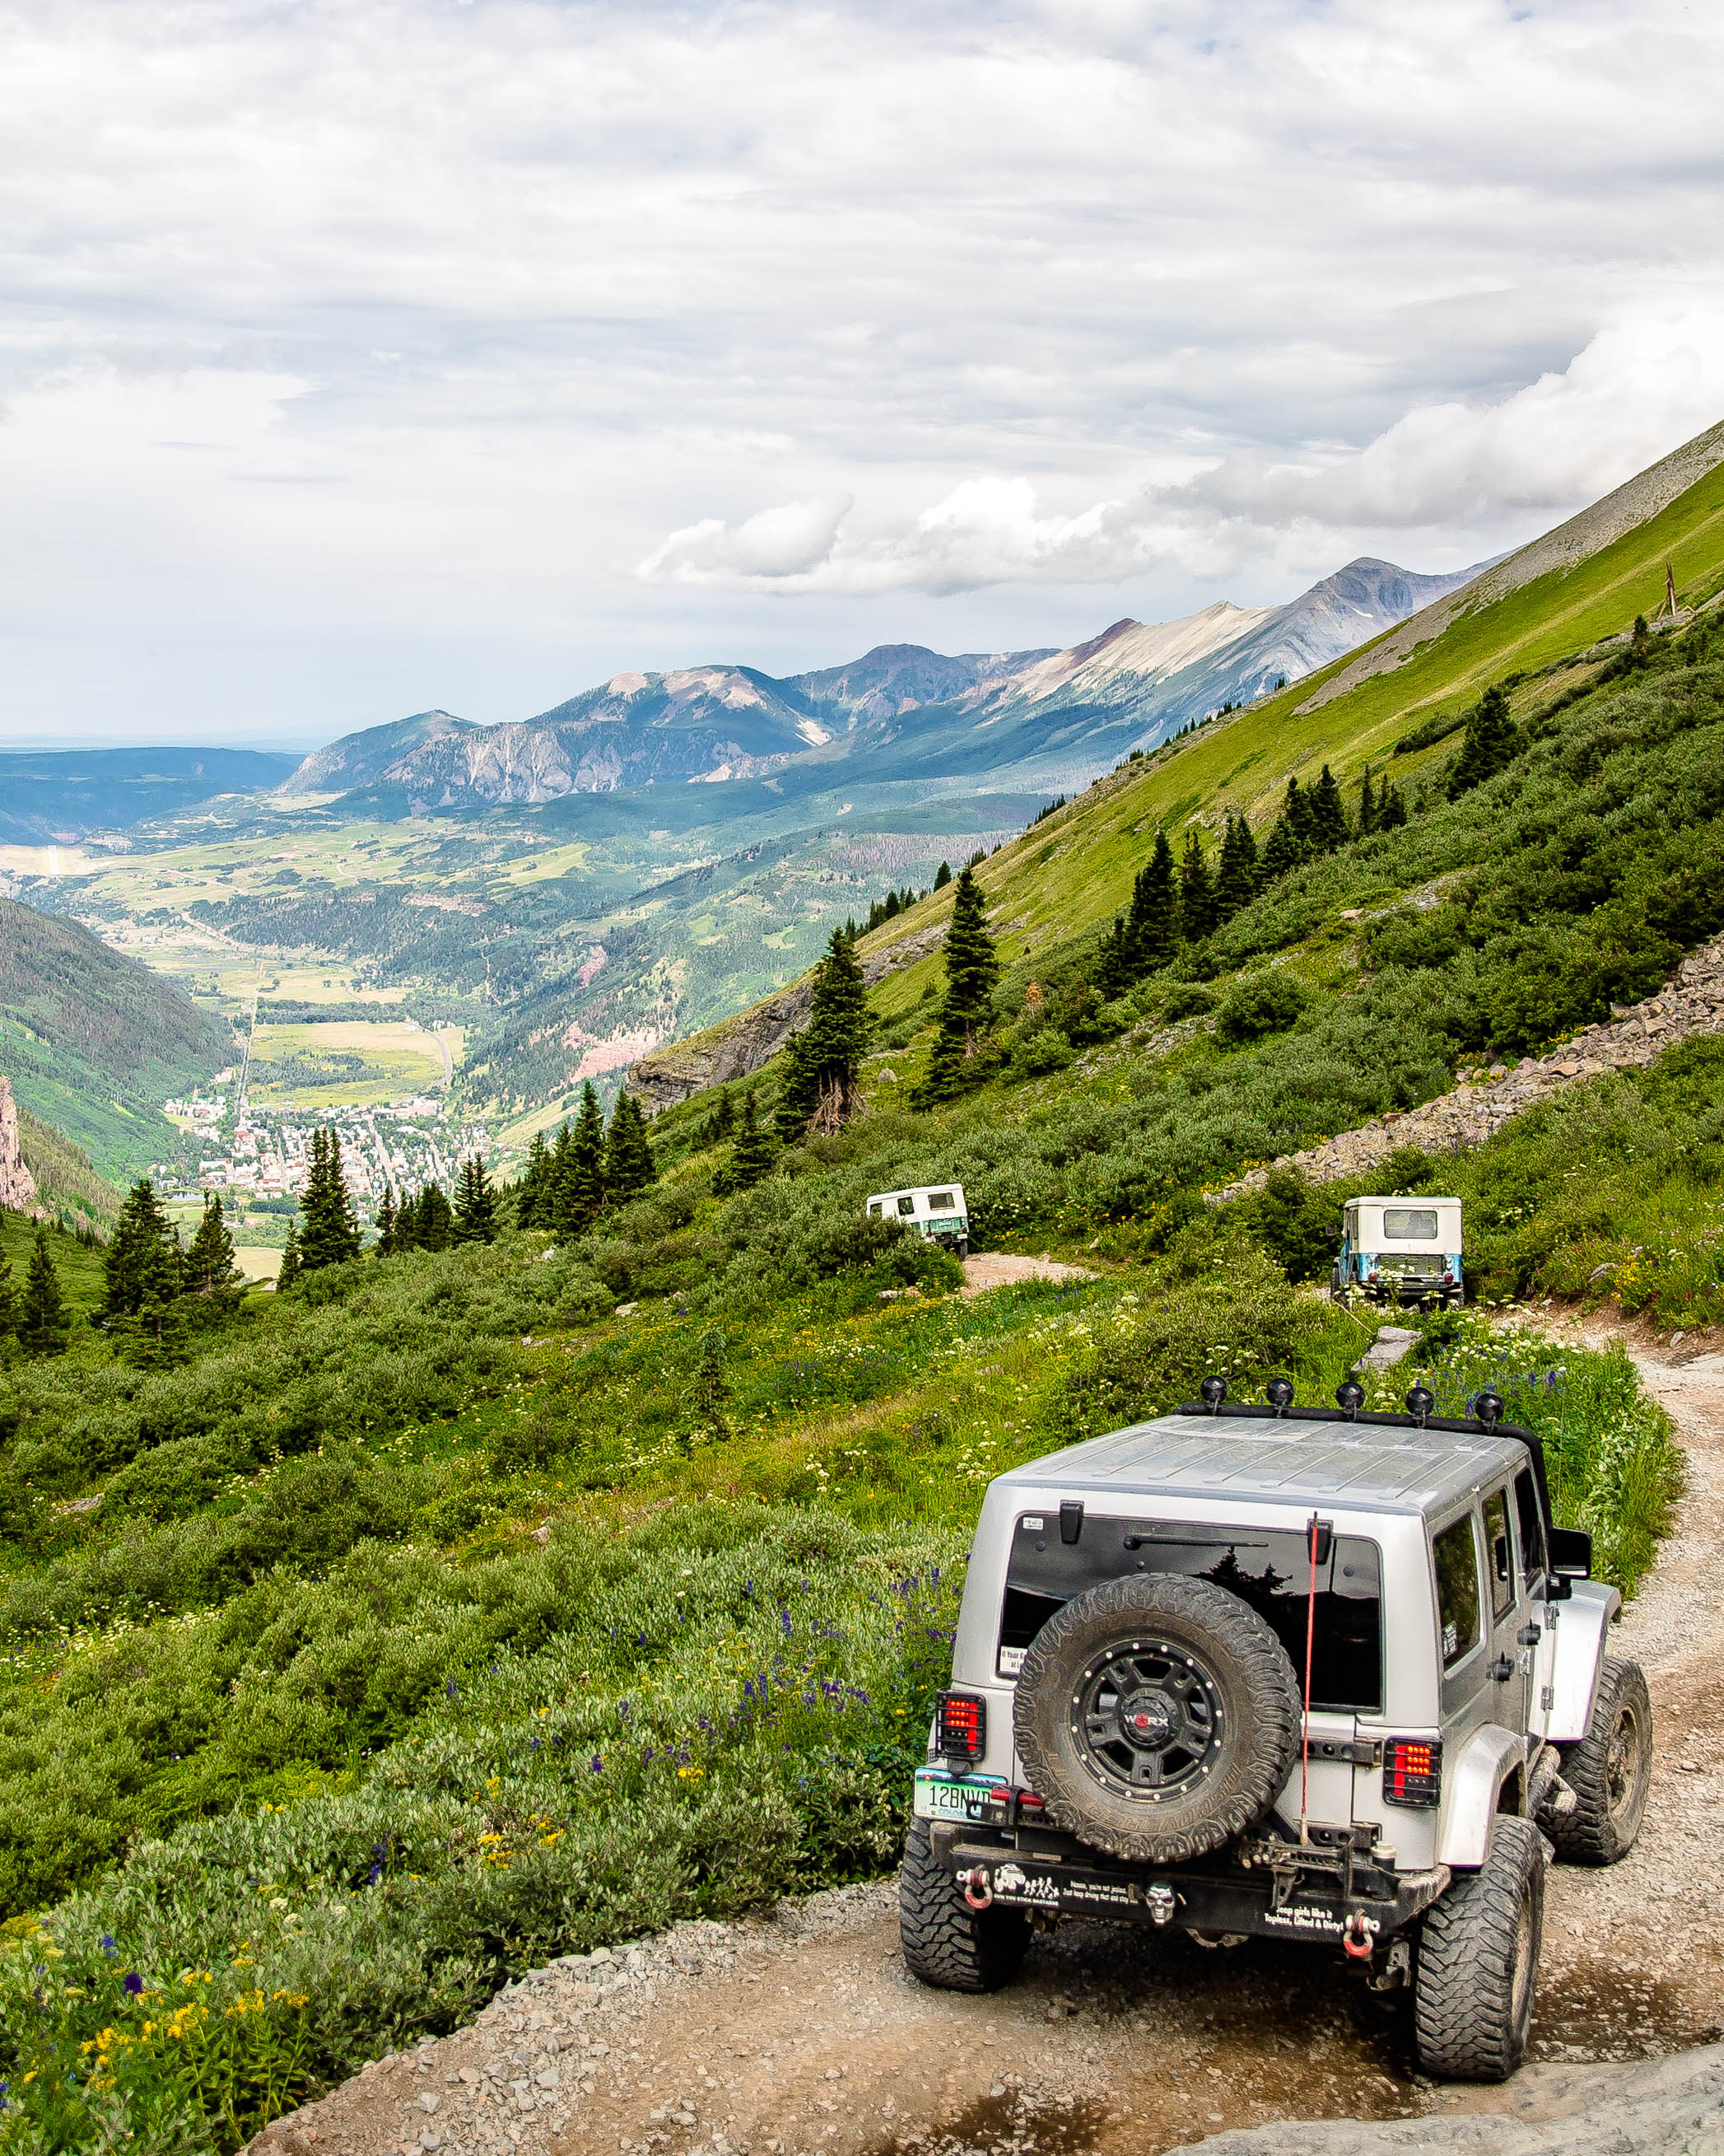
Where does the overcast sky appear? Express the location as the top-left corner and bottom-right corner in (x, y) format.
(3, 0), (1723, 749)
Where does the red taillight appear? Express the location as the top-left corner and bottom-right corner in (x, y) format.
(936, 1692), (987, 1762)
(1382, 1737), (1442, 1808)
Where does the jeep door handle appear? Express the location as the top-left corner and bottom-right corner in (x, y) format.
(1489, 1654), (1516, 1682)
(1517, 1626), (1542, 1646)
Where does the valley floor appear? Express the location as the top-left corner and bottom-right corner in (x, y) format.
(249, 1331), (1724, 2156)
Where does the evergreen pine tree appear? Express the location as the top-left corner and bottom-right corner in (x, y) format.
(1358, 770), (1377, 836)
(604, 1090), (656, 1200)
(1214, 813), (1260, 921)
(454, 1155), (499, 1244)
(553, 1082), (608, 1232)
(1260, 779), (1309, 881)
(933, 860), (952, 889)
(913, 867), (999, 1108)
(104, 1178), (179, 1318)
(413, 1183), (455, 1250)
(777, 926), (872, 1141)
(277, 1220), (303, 1290)
(1096, 915), (1135, 1001)
(297, 1127), (361, 1270)
(20, 1227), (69, 1354)
(1177, 829), (1218, 942)
(715, 1090), (735, 1140)
(729, 1090), (776, 1191)
(375, 1188), (398, 1254)
(1307, 764), (1349, 853)
(1129, 833), (1180, 970)
(1376, 779), (1408, 829)
(514, 1132), (552, 1230)
(545, 1122), (576, 1230)
(184, 1195), (240, 1297)
(1447, 684), (1519, 800)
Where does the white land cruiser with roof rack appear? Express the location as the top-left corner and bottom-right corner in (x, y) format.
(901, 1376), (1652, 2083)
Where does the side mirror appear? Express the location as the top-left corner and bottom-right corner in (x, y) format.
(1548, 1526), (1591, 1581)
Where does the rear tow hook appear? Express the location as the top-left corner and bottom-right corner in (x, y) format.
(960, 1868), (995, 1911)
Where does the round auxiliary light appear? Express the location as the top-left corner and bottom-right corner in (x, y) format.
(1474, 1388), (1505, 1429)
(1335, 1380), (1365, 1419)
(1199, 1374), (1229, 1411)
(1405, 1384), (1435, 1426)
(1265, 1377), (1295, 1415)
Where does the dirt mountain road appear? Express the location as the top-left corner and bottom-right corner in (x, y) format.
(254, 1336), (1724, 2156)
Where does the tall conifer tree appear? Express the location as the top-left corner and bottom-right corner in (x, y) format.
(454, 1156), (499, 1244)
(184, 1195), (240, 1298)
(298, 1127), (361, 1270)
(729, 1090), (776, 1190)
(1307, 764), (1349, 853)
(1128, 833), (1180, 971)
(555, 1084), (607, 1234)
(1447, 684), (1519, 799)
(1177, 829), (1218, 942)
(1214, 812), (1260, 920)
(776, 926), (873, 1141)
(604, 1091), (656, 1200)
(20, 1228), (68, 1354)
(914, 867), (999, 1107)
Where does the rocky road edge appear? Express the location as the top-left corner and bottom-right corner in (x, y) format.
(1210, 931), (1724, 1202)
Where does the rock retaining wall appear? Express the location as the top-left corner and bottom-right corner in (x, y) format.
(1209, 934), (1724, 1204)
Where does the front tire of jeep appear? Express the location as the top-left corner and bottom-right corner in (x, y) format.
(898, 1819), (1029, 1993)
(1548, 1655), (1653, 1864)
(1414, 1814), (1544, 2082)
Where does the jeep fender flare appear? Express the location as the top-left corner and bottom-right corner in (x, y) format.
(1437, 1725), (1528, 1869)
(1543, 1580), (1623, 1744)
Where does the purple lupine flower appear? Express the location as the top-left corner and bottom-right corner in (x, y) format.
(368, 1864), (383, 1885)
(99, 1934), (116, 1957)
(123, 1973), (144, 1996)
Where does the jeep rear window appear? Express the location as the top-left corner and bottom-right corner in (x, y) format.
(1000, 1519), (1382, 1713)
(1383, 1208), (1438, 1239)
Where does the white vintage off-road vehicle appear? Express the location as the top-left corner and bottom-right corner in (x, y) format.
(865, 1184), (971, 1257)
(901, 1378), (1650, 2082)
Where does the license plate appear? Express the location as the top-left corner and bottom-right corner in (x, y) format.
(913, 1771), (1004, 1822)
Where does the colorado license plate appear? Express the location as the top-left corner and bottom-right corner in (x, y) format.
(913, 1770), (1005, 1822)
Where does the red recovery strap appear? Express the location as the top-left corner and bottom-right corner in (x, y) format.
(1299, 1511), (1319, 1839)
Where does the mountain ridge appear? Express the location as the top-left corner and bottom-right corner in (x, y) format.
(286, 553), (1479, 816)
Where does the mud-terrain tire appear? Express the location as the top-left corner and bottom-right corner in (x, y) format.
(1012, 1573), (1302, 1865)
(1414, 1815), (1544, 2082)
(897, 1819), (1029, 1992)
(1549, 1655), (1653, 1864)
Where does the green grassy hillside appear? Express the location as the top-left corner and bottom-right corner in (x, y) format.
(15, 1104), (123, 1233)
(846, 458), (1724, 1012)
(0, 897), (234, 1181)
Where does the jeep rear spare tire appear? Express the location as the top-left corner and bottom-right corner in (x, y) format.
(1012, 1573), (1303, 1865)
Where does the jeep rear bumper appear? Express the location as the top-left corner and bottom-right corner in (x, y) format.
(932, 1824), (1448, 1945)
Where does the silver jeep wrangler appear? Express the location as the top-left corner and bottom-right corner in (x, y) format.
(901, 1379), (1652, 2082)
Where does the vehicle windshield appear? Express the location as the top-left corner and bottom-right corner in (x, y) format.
(1001, 1517), (1382, 1711)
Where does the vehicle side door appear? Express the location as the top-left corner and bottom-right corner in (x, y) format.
(1433, 1507), (1490, 1756)
(1480, 1482), (1531, 1738)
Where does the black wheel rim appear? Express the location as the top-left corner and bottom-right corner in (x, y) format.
(1069, 1637), (1225, 1801)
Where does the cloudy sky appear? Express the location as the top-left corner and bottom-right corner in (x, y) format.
(3, 0), (1723, 748)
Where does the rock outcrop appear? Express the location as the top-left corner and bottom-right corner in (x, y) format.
(1194, 2042), (1724, 2156)
(628, 921), (948, 1114)
(1209, 933), (1724, 1203)
(0, 1075), (38, 1212)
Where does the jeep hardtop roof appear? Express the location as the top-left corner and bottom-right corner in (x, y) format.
(991, 1411), (1531, 1518)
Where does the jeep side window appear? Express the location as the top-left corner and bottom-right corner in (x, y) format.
(1433, 1514), (1482, 1668)
(897, 1196), (916, 1217)
(1484, 1489), (1515, 1620)
(1513, 1467), (1546, 1584)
